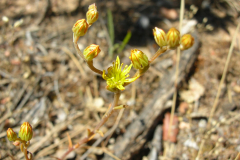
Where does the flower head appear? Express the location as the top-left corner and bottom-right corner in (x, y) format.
(83, 44), (101, 61)
(129, 49), (149, 70)
(7, 128), (17, 141)
(72, 19), (88, 41)
(102, 56), (138, 92)
(166, 27), (180, 49)
(86, 3), (98, 26)
(18, 122), (33, 141)
(180, 34), (194, 50)
(153, 27), (167, 48)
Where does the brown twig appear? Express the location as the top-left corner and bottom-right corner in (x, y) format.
(196, 22), (240, 160)
(207, 23), (240, 128)
(166, 0), (184, 158)
(60, 92), (121, 160)
(81, 108), (125, 160)
(62, 46), (87, 78)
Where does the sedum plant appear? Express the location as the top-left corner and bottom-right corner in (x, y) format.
(7, 122), (33, 160)
(6, 3), (194, 160)
(62, 3), (194, 159)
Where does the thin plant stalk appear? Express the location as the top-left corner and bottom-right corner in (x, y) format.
(23, 147), (30, 160)
(207, 23), (240, 128)
(168, 48), (180, 138)
(149, 46), (168, 63)
(196, 23), (240, 160)
(167, 0), (184, 144)
(234, 152), (240, 160)
(60, 92), (121, 160)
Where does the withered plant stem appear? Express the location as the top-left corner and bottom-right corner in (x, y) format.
(60, 92), (121, 160)
(234, 152), (240, 160)
(196, 23), (240, 160)
(94, 92), (120, 130)
(168, 49), (180, 139)
(168, 0), (184, 146)
(207, 23), (240, 128)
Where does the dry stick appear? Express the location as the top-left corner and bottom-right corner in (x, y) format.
(62, 47), (87, 78)
(167, 0), (185, 157)
(196, 23), (240, 160)
(60, 92), (121, 160)
(207, 23), (240, 127)
(102, 148), (121, 160)
(80, 109), (125, 160)
(35, 126), (86, 158)
(234, 152), (240, 160)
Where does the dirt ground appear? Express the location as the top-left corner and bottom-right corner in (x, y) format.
(0, 0), (240, 160)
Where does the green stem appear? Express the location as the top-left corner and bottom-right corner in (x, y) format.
(73, 40), (85, 61)
(87, 61), (103, 75)
(23, 146), (30, 160)
(149, 47), (168, 63)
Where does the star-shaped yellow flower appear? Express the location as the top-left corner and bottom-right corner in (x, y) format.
(102, 56), (138, 92)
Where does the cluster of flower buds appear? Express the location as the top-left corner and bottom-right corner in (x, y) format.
(72, 3), (98, 41)
(153, 27), (194, 50)
(7, 122), (33, 143)
(72, 3), (101, 62)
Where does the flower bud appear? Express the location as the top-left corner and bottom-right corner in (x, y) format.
(72, 19), (88, 40)
(7, 128), (17, 141)
(129, 49), (149, 70)
(18, 122), (33, 141)
(166, 27), (180, 49)
(86, 3), (98, 26)
(83, 44), (101, 61)
(153, 27), (167, 48)
(13, 141), (21, 146)
(180, 34), (194, 50)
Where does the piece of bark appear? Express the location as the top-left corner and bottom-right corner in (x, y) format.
(103, 31), (200, 160)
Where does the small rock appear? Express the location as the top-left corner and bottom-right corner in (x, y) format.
(198, 119), (207, 128)
(184, 139), (199, 150)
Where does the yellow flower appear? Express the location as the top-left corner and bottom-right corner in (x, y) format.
(86, 3), (98, 25)
(18, 122), (33, 141)
(180, 34), (194, 50)
(102, 56), (138, 92)
(7, 128), (17, 142)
